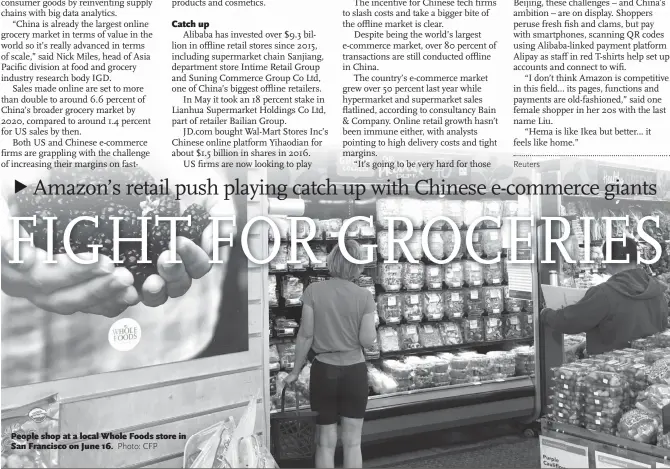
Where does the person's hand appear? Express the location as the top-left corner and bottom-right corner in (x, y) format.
(283, 371), (299, 387)
(137, 163), (236, 308)
(1, 200), (140, 317)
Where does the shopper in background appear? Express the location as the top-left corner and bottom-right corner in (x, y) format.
(541, 237), (669, 354)
(285, 240), (376, 469)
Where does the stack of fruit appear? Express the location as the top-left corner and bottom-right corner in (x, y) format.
(11, 162), (210, 290)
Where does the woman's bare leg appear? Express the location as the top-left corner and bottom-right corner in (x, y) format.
(315, 423), (338, 468)
(340, 417), (364, 468)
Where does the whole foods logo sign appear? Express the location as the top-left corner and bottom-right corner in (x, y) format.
(28, 408), (47, 424)
(108, 318), (141, 352)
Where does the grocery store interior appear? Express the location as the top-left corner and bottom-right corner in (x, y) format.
(267, 157), (670, 468)
(3, 156), (670, 468)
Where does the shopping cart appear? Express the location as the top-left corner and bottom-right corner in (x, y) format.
(270, 384), (317, 462)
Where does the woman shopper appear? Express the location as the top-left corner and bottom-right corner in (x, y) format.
(285, 240), (377, 469)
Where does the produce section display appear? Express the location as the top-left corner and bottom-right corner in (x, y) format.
(547, 331), (670, 446)
(268, 196), (537, 413)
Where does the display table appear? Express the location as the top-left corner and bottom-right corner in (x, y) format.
(541, 419), (670, 469)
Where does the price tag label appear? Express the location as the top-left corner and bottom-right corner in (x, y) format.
(471, 290), (479, 300)
(493, 308), (500, 314)
(411, 295), (419, 305)
(429, 295), (439, 303)
(492, 277), (501, 284)
(540, 436), (589, 469)
(388, 296), (397, 306)
(453, 312), (462, 318)
(510, 317), (519, 325)
(407, 325), (417, 334)
(470, 320), (478, 328)
(424, 325), (434, 334)
(274, 264), (287, 271)
(594, 451), (651, 468)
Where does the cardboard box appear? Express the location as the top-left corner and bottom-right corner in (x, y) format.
(541, 285), (589, 309)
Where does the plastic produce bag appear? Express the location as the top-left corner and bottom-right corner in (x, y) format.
(269, 276), (278, 307)
(381, 359), (414, 380)
(277, 342), (296, 371)
(488, 351), (516, 378)
(1, 395), (60, 469)
(269, 244), (289, 272)
(483, 286), (504, 314)
(481, 229), (503, 258)
(617, 409), (661, 444)
(635, 384), (670, 415)
(319, 219), (343, 239)
(514, 346), (535, 376)
(184, 418), (236, 468)
(402, 262), (425, 291)
(439, 321), (463, 345)
(503, 313), (523, 340)
(418, 324), (443, 348)
(268, 217), (290, 241)
(288, 245), (310, 271)
(504, 286), (524, 313)
(290, 219), (311, 241)
(402, 293), (424, 323)
(274, 317), (298, 338)
(269, 345), (280, 372)
(469, 231), (485, 259)
(444, 261), (465, 288)
(364, 340), (381, 361)
(483, 262), (504, 286)
(377, 293), (402, 325)
(426, 231), (445, 260)
(425, 265), (443, 290)
(378, 326), (401, 353)
(310, 244), (328, 270)
(367, 365), (398, 395)
(484, 316), (504, 342)
(405, 232), (424, 260)
(377, 262), (403, 292)
(281, 276), (303, 306)
(377, 231), (402, 261)
(423, 292), (444, 321)
(647, 358), (670, 385)
(463, 261), (483, 287)
(442, 230), (465, 260)
(399, 324), (422, 350)
(521, 311), (534, 338)
(444, 290), (465, 320)
(465, 288), (484, 317)
(658, 432), (670, 449)
(463, 317), (484, 343)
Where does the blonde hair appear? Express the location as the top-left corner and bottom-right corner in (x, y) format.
(328, 240), (365, 281)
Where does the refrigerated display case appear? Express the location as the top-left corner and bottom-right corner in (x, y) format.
(536, 158), (670, 466)
(264, 153), (545, 443)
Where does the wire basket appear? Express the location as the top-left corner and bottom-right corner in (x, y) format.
(270, 384), (317, 461)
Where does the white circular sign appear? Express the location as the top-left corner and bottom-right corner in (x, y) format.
(108, 318), (141, 352)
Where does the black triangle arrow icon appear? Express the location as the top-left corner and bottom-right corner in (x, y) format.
(15, 180), (27, 193)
